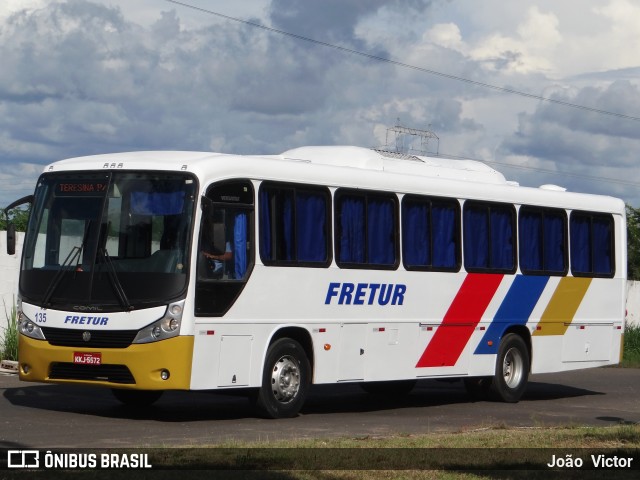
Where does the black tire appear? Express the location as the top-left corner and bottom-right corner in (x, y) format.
(254, 338), (311, 419)
(360, 379), (416, 396)
(111, 389), (163, 407)
(463, 377), (492, 401)
(490, 333), (530, 403)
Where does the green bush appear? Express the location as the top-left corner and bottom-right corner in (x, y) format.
(1, 300), (18, 361)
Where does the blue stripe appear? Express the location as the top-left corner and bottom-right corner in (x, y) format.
(474, 275), (549, 355)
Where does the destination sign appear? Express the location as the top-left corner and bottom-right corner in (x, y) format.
(56, 181), (108, 197)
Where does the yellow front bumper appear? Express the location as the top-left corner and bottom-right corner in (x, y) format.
(18, 334), (194, 390)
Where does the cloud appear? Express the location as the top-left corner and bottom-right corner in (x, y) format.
(499, 80), (640, 202)
(0, 0), (639, 207)
(270, 0), (430, 45)
(466, 6), (561, 75)
(504, 80), (640, 164)
(0, 1), (441, 163)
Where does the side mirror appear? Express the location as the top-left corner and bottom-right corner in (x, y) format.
(4, 194), (34, 255)
(6, 223), (16, 255)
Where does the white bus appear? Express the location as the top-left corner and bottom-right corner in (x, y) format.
(7, 146), (626, 418)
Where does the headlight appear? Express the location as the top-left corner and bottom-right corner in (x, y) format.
(19, 313), (46, 341)
(132, 300), (185, 344)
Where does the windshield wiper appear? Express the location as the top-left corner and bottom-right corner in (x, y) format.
(41, 222), (91, 307)
(99, 248), (133, 311)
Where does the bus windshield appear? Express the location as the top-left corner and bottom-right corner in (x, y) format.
(20, 171), (197, 311)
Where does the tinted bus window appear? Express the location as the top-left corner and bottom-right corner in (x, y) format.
(335, 190), (398, 269)
(402, 195), (460, 271)
(259, 183), (331, 266)
(519, 207), (567, 275)
(463, 201), (516, 273)
(570, 211), (614, 277)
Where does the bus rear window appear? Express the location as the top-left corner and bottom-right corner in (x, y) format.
(570, 211), (614, 277)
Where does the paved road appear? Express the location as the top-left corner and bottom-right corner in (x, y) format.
(1, 368), (638, 449)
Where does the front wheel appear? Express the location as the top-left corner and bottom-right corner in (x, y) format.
(490, 333), (530, 403)
(254, 338), (311, 419)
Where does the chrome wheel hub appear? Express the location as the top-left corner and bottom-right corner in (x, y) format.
(503, 347), (524, 388)
(271, 355), (301, 403)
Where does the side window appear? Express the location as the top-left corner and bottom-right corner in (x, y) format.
(259, 183), (331, 267)
(570, 211), (615, 277)
(402, 195), (460, 271)
(519, 206), (567, 275)
(335, 190), (398, 269)
(195, 180), (254, 317)
(198, 181), (254, 281)
(463, 201), (516, 273)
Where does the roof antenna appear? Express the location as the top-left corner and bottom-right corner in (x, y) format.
(379, 119), (440, 156)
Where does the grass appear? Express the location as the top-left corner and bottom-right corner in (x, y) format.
(622, 323), (640, 367)
(118, 425), (640, 479)
(1, 298), (18, 361)
(6, 425), (640, 479)
(206, 423), (640, 449)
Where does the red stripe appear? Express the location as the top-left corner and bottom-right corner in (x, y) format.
(416, 273), (503, 368)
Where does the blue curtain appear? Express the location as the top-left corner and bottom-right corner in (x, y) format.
(339, 196), (365, 263)
(403, 199), (457, 269)
(593, 217), (612, 274)
(367, 198), (395, 265)
(571, 215), (591, 273)
(491, 207), (514, 269)
(464, 206), (488, 268)
(544, 213), (565, 272)
(402, 201), (429, 267)
(432, 204), (456, 268)
(519, 210), (542, 271)
(282, 193), (294, 261)
(296, 192), (326, 262)
(464, 204), (513, 270)
(233, 212), (248, 279)
(520, 209), (566, 274)
(260, 187), (329, 264)
(131, 191), (185, 215)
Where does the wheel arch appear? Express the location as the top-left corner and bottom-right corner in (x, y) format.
(501, 325), (532, 367)
(267, 326), (315, 379)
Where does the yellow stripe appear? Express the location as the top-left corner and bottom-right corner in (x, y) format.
(533, 277), (592, 336)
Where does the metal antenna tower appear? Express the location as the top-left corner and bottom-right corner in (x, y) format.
(382, 119), (440, 156)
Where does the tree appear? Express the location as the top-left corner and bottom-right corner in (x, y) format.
(628, 204), (640, 281)
(0, 206), (30, 232)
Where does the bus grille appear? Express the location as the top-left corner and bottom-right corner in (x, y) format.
(41, 327), (137, 348)
(49, 363), (135, 384)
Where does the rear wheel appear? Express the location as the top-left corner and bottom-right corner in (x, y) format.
(254, 338), (310, 419)
(490, 333), (530, 403)
(111, 389), (163, 407)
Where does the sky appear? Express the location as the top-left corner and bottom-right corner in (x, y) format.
(1, 0), (639, 207)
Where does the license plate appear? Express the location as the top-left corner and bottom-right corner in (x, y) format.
(73, 352), (102, 365)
